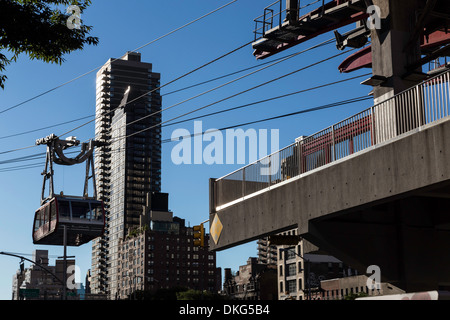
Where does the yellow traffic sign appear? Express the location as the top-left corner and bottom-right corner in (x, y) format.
(210, 214), (223, 245)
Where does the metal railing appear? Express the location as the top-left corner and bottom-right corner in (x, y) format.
(253, 0), (326, 42)
(213, 69), (450, 209)
(254, 0), (288, 41)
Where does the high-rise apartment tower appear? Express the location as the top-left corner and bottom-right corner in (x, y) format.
(91, 52), (162, 298)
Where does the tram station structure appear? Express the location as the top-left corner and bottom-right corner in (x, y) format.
(209, 0), (450, 293)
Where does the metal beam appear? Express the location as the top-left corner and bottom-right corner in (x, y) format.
(407, 43), (450, 73)
(253, 0), (369, 59)
(339, 30), (450, 73)
(404, 0), (439, 52)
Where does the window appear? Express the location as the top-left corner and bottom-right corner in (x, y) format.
(286, 249), (296, 260)
(280, 281), (284, 293)
(287, 263), (297, 277)
(71, 202), (92, 220)
(58, 200), (71, 219)
(287, 280), (297, 293)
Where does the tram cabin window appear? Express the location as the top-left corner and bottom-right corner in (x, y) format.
(71, 202), (92, 220)
(91, 203), (104, 221)
(58, 199), (71, 219)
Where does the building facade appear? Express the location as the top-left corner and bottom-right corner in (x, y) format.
(116, 201), (221, 300)
(275, 229), (361, 300)
(276, 232), (305, 301)
(257, 237), (277, 266)
(223, 258), (278, 300)
(320, 275), (405, 300)
(12, 250), (77, 300)
(91, 52), (162, 298)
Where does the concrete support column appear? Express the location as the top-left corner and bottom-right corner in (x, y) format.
(371, 0), (426, 144)
(371, 0), (423, 103)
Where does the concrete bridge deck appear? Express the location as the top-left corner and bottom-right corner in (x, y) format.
(209, 70), (450, 292)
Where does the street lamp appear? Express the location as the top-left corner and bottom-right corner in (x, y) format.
(0, 251), (66, 300)
(280, 247), (311, 301)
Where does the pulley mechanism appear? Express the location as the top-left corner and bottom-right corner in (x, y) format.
(33, 134), (106, 247)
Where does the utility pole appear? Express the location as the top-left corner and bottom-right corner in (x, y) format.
(57, 226), (75, 300)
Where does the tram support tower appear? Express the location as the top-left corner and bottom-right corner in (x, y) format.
(209, 0), (450, 293)
(369, 0), (425, 103)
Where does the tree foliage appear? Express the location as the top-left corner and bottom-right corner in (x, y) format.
(177, 289), (228, 301)
(344, 291), (369, 300)
(0, 0), (99, 88)
(127, 288), (229, 301)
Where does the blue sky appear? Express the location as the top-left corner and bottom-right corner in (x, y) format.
(0, 0), (371, 299)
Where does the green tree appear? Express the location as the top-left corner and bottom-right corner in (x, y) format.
(177, 289), (229, 301)
(344, 291), (369, 300)
(130, 287), (189, 300)
(0, 0), (99, 89)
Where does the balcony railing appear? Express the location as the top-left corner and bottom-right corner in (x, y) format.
(253, 0), (327, 42)
(213, 69), (450, 210)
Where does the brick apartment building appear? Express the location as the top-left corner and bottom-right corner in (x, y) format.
(115, 201), (221, 299)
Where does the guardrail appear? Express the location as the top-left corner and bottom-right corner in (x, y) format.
(253, 0), (288, 41)
(213, 69), (450, 210)
(253, 0), (327, 42)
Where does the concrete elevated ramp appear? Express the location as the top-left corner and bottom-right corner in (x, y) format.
(209, 72), (450, 292)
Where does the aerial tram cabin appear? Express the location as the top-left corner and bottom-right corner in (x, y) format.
(33, 196), (105, 246)
(33, 135), (105, 247)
